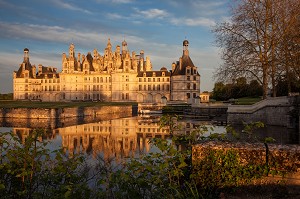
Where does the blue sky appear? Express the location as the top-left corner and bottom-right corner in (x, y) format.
(0, 0), (232, 93)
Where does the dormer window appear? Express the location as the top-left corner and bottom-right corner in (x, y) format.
(162, 72), (165, 77)
(187, 69), (191, 74)
(152, 72), (156, 77)
(143, 72), (146, 77)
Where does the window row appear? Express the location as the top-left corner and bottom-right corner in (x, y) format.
(41, 79), (60, 83)
(139, 77), (169, 82)
(186, 76), (198, 81)
(41, 85), (60, 91)
(186, 68), (197, 75)
(186, 83), (198, 90)
(139, 84), (170, 91)
(90, 77), (111, 83)
(186, 93), (198, 99)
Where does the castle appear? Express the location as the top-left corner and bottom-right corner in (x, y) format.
(13, 39), (201, 103)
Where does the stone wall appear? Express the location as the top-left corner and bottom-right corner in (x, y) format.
(0, 105), (133, 119)
(192, 141), (300, 185)
(227, 96), (295, 127)
(0, 111), (133, 129)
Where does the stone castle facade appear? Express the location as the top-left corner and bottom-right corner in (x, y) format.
(13, 39), (200, 103)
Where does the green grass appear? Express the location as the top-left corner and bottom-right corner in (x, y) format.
(0, 100), (137, 109)
(234, 97), (262, 105)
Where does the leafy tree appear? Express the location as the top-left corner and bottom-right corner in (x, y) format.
(276, 73), (300, 96)
(212, 79), (263, 101)
(248, 80), (263, 97)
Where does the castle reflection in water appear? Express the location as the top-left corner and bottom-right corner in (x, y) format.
(7, 115), (298, 161)
(11, 116), (177, 160)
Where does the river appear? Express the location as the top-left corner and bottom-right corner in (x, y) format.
(0, 115), (299, 160)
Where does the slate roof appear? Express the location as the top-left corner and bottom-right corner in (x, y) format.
(15, 60), (34, 78)
(171, 54), (196, 76)
(137, 70), (171, 77)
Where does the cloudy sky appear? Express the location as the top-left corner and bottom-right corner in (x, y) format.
(0, 0), (232, 93)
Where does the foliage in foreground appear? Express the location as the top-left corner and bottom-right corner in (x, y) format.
(0, 131), (91, 199)
(0, 118), (296, 198)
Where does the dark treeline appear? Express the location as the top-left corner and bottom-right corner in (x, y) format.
(0, 93), (13, 100)
(212, 75), (300, 101)
(212, 77), (263, 101)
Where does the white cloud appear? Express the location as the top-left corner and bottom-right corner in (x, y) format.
(134, 8), (169, 19)
(95, 0), (134, 4)
(51, 0), (93, 14)
(106, 13), (124, 20)
(111, 0), (134, 3)
(170, 17), (216, 27)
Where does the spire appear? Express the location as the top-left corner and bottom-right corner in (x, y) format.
(122, 39), (128, 54)
(107, 38), (112, 50)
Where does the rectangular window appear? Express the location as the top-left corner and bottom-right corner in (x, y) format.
(193, 83), (197, 90)
(148, 78), (151, 82)
(139, 78), (142, 82)
(187, 76), (190, 81)
(139, 85), (142, 90)
(148, 85), (151, 90)
(193, 93), (196, 98)
(187, 93), (190, 99)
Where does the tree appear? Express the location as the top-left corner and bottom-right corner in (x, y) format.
(214, 0), (300, 99)
(248, 80), (263, 97)
(212, 82), (226, 101)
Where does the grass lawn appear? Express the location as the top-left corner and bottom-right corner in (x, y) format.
(234, 97), (262, 105)
(0, 100), (137, 109)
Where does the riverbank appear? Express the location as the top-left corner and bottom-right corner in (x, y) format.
(0, 101), (138, 119)
(0, 100), (137, 108)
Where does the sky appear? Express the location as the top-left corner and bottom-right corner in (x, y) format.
(0, 0), (232, 93)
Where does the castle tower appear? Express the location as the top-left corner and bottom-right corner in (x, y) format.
(171, 39), (200, 103)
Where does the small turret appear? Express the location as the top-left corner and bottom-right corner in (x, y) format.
(69, 43), (75, 58)
(122, 39), (128, 54)
(183, 39), (189, 56)
(107, 38), (112, 51)
(23, 48), (29, 63)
